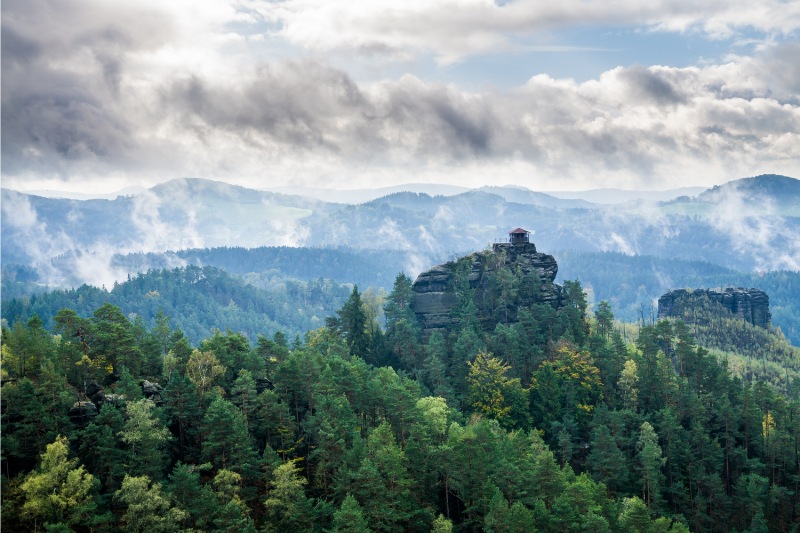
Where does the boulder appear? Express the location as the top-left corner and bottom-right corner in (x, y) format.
(85, 380), (106, 406)
(69, 401), (98, 426)
(141, 380), (164, 402)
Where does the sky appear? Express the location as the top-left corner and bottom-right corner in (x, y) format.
(2, 0), (800, 195)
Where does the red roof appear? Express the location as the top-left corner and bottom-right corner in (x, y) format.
(509, 228), (530, 234)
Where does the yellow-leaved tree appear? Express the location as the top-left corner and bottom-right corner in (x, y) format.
(21, 435), (98, 530)
(466, 351), (529, 429)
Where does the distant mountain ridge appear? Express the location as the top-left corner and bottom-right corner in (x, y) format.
(2, 174), (798, 289)
(476, 185), (593, 208)
(698, 174), (800, 204)
(544, 186), (708, 204)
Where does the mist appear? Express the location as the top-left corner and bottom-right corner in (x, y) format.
(2, 176), (798, 292)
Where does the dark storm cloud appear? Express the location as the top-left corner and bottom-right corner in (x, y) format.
(380, 80), (497, 158)
(619, 66), (685, 105)
(1, 24), (42, 66)
(1, 65), (136, 175)
(1, 0), (177, 175)
(164, 61), (500, 161)
(166, 61), (369, 151)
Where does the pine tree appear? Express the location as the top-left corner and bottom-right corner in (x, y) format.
(346, 422), (421, 532)
(92, 303), (143, 375)
(118, 399), (171, 480)
(637, 421), (666, 509)
(330, 285), (371, 358)
(333, 493), (371, 533)
(78, 404), (127, 491)
(231, 369), (259, 427)
(167, 462), (214, 530)
(587, 424), (628, 494)
(202, 395), (259, 477)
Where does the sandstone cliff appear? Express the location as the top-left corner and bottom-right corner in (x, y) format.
(411, 242), (565, 332)
(657, 287), (771, 329)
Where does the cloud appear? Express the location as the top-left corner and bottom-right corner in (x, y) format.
(704, 185), (800, 271)
(0, 191), (126, 286)
(151, 45), (800, 188)
(2, 0), (799, 193)
(260, 0), (800, 63)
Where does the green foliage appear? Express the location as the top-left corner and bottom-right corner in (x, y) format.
(431, 514), (455, 533)
(185, 348), (225, 398)
(2, 377), (72, 467)
(201, 395), (259, 476)
(636, 422), (666, 509)
(4, 272), (800, 532)
(328, 285), (372, 359)
(333, 493), (371, 533)
(466, 351), (529, 429)
(2, 265), (357, 345)
(264, 460), (314, 531)
(661, 293), (800, 389)
(114, 474), (187, 532)
(20, 435), (98, 530)
(78, 404), (127, 491)
(118, 399), (171, 480)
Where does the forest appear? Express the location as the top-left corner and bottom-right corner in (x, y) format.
(5, 246), (800, 348)
(1, 266), (358, 345)
(3, 261), (800, 532)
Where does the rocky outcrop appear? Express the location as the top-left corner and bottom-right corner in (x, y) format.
(82, 380), (124, 409)
(69, 401), (98, 426)
(657, 287), (771, 328)
(141, 380), (164, 403)
(411, 241), (565, 332)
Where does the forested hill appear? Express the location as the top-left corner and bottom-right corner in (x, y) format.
(5, 262), (800, 531)
(1, 266), (356, 344)
(656, 291), (800, 390)
(7, 247), (799, 347)
(111, 246), (415, 290)
(697, 173), (800, 207)
(556, 251), (800, 346)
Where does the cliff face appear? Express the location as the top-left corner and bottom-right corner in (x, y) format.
(657, 287), (771, 328)
(411, 242), (565, 332)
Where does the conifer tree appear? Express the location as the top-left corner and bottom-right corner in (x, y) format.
(202, 395), (259, 477)
(331, 285), (370, 358)
(78, 404), (127, 491)
(333, 493), (371, 533)
(167, 462), (214, 530)
(231, 369), (259, 427)
(118, 399), (171, 480)
(637, 421), (666, 509)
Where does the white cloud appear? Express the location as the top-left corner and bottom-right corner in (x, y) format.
(2, 0), (799, 193)
(259, 0), (800, 63)
(704, 185), (800, 271)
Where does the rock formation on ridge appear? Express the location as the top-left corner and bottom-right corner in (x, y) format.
(411, 236), (565, 332)
(657, 287), (771, 329)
